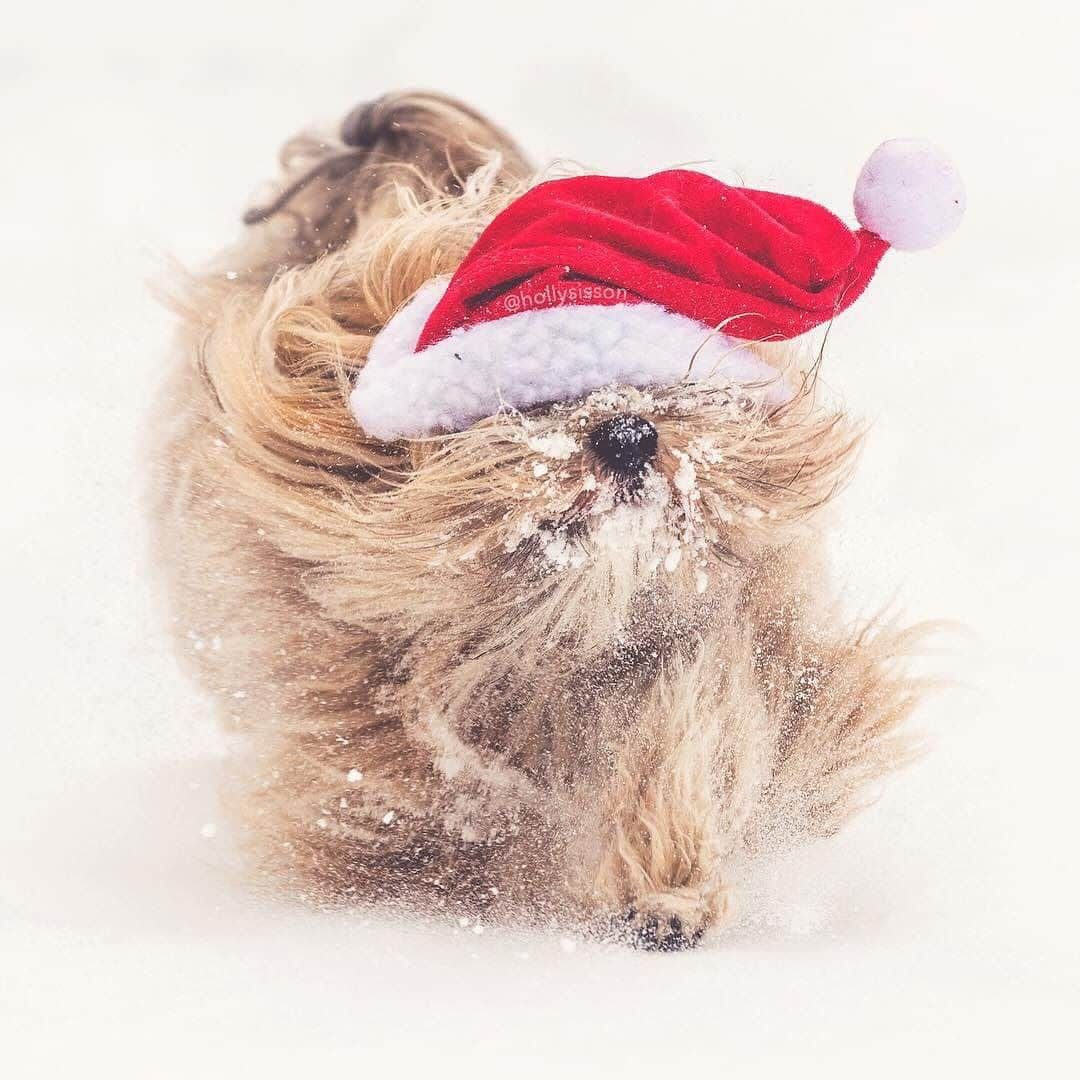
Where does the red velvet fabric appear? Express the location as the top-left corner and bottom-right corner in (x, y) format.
(416, 169), (889, 350)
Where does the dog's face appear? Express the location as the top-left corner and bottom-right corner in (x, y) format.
(308, 373), (857, 679)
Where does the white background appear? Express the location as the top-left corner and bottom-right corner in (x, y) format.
(3, 2), (1078, 1076)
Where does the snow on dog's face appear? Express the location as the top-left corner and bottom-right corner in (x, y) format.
(302, 372), (858, 672)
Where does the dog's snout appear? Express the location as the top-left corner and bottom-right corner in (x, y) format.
(589, 414), (658, 477)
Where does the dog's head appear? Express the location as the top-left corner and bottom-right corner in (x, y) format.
(180, 94), (960, 689)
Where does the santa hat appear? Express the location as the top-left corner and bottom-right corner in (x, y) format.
(351, 138), (964, 440)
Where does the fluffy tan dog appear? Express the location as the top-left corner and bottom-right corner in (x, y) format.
(152, 91), (937, 949)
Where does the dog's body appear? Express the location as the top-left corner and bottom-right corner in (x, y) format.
(154, 92), (921, 948)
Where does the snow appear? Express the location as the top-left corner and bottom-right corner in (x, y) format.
(527, 431), (580, 460)
(541, 529), (588, 570)
(2, 2), (1078, 1077)
(671, 449), (697, 496)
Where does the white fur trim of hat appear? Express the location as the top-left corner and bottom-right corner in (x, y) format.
(349, 280), (791, 441)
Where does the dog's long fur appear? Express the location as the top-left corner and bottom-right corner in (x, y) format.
(152, 91), (923, 948)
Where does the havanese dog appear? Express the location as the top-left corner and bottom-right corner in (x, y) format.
(152, 90), (963, 949)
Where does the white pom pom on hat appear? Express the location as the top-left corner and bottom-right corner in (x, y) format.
(854, 138), (965, 251)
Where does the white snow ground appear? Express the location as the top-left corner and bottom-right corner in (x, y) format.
(2, 3), (1078, 1076)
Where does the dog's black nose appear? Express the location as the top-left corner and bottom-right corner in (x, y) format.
(589, 414), (658, 477)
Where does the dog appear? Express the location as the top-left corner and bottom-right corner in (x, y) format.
(152, 90), (961, 949)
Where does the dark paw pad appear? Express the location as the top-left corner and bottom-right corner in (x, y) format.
(621, 907), (705, 952)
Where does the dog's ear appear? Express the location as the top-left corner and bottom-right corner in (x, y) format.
(688, 378), (864, 559)
(174, 92), (533, 499)
(242, 90), (532, 273)
(737, 353), (865, 526)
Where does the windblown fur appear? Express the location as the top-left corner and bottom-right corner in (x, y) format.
(152, 90), (924, 949)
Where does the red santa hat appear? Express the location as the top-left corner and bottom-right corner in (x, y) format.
(351, 138), (964, 440)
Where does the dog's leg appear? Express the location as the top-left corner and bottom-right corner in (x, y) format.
(750, 616), (925, 845)
(580, 649), (772, 950)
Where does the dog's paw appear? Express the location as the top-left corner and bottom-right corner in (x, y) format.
(619, 904), (706, 952)
(612, 885), (731, 952)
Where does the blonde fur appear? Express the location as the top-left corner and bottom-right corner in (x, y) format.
(151, 90), (924, 948)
